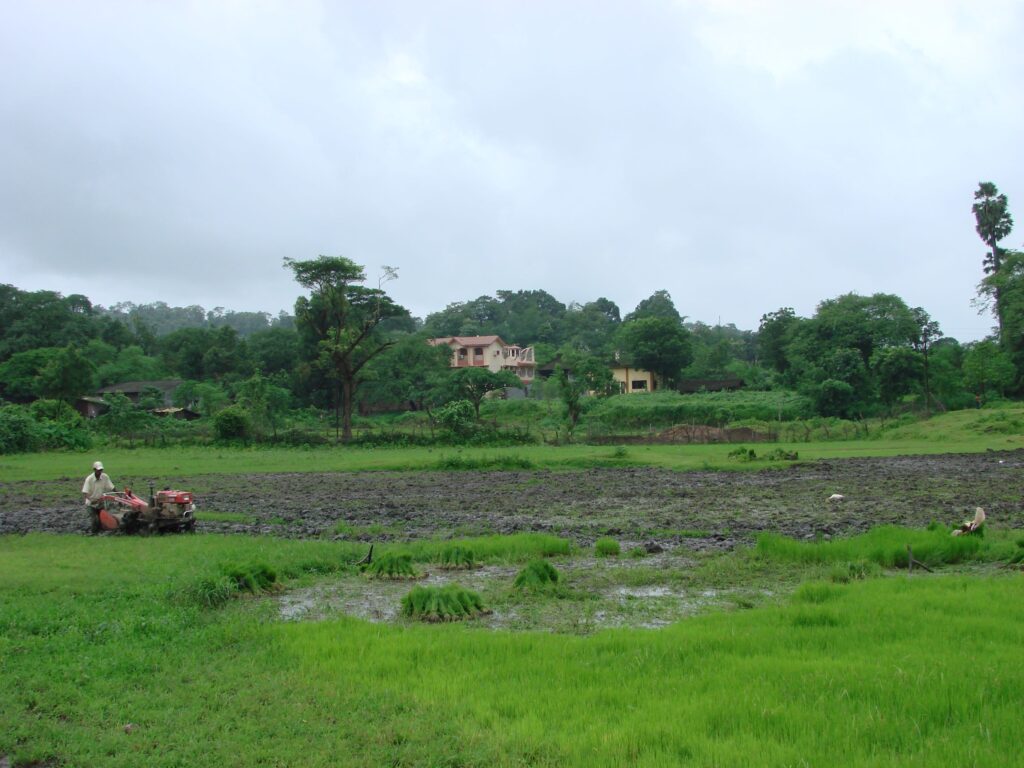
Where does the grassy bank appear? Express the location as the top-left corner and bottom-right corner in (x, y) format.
(2, 532), (1022, 766)
(2, 432), (1022, 483)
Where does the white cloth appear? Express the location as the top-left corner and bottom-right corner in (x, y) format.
(82, 472), (114, 503)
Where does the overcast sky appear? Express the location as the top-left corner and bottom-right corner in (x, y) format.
(2, 1), (1022, 341)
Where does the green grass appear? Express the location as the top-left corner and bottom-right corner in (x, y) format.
(2, 532), (1023, 766)
(4, 430), (1022, 485)
(755, 525), (1019, 568)
(0, 404), (1020, 482)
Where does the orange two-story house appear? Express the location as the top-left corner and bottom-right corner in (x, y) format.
(428, 335), (536, 387)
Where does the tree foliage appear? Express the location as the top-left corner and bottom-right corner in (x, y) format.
(286, 256), (408, 441)
(617, 317), (693, 386)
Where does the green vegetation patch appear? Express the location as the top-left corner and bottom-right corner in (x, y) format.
(400, 584), (488, 622)
(584, 390), (815, 431)
(3, 533), (1024, 766)
(436, 545), (477, 570)
(362, 552), (419, 580)
(391, 533), (572, 564)
(435, 453), (537, 471)
(755, 525), (1018, 568)
(594, 537), (621, 557)
(513, 559), (561, 591)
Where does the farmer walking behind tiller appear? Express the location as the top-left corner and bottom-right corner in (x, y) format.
(82, 461), (114, 534)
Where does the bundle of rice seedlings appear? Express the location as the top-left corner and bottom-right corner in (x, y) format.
(363, 553), (419, 580)
(437, 545), (477, 570)
(224, 562), (279, 594)
(513, 559), (560, 591)
(401, 584), (487, 622)
(595, 537), (621, 557)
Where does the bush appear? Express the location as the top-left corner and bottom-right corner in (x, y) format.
(214, 405), (251, 441)
(595, 537), (621, 557)
(435, 399), (477, 437)
(435, 453), (537, 471)
(728, 446), (758, 462)
(29, 399), (82, 424)
(513, 560), (561, 591)
(583, 390), (815, 431)
(401, 584), (487, 622)
(0, 405), (39, 453)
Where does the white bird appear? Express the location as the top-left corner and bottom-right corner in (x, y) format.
(828, 493), (845, 502)
(952, 507), (986, 536)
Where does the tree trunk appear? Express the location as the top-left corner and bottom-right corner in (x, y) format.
(341, 377), (354, 443)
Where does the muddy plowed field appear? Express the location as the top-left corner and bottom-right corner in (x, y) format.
(2, 452), (1021, 548)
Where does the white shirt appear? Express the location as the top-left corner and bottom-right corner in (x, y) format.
(82, 472), (114, 503)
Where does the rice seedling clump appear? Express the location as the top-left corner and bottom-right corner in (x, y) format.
(437, 545), (477, 570)
(595, 537), (621, 557)
(513, 559), (560, 591)
(401, 584), (488, 622)
(363, 553), (419, 580)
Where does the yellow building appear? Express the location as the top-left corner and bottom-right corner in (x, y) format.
(610, 365), (659, 393)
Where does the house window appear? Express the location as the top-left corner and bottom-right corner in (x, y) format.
(474, 347), (483, 356)
(631, 380), (648, 391)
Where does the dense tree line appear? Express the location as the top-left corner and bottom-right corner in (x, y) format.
(1, 181), (1021, 449)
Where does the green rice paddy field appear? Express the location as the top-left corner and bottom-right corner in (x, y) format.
(2, 411), (1023, 766)
(1, 524), (1023, 766)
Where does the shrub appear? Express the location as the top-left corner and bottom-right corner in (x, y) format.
(595, 537), (621, 557)
(434, 399), (477, 437)
(29, 399), (82, 424)
(435, 454), (536, 471)
(513, 560), (561, 591)
(401, 584), (487, 622)
(437, 545), (477, 570)
(583, 390), (815, 431)
(0, 405), (39, 453)
(363, 553), (419, 580)
(214, 405), (251, 441)
(728, 446), (758, 462)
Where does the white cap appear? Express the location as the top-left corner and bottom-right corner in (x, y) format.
(92, 461), (104, 471)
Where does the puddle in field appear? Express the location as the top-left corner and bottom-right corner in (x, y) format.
(274, 553), (759, 633)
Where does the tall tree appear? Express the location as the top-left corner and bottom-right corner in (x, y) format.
(617, 317), (693, 387)
(37, 344), (96, 410)
(973, 182), (1014, 342)
(361, 334), (453, 413)
(285, 256), (408, 442)
(555, 352), (616, 436)
(911, 307), (943, 414)
(757, 308), (799, 373)
(624, 290), (683, 324)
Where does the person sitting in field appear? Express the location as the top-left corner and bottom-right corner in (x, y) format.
(82, 461), (115, 534)
(952, 507), (985, 536)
